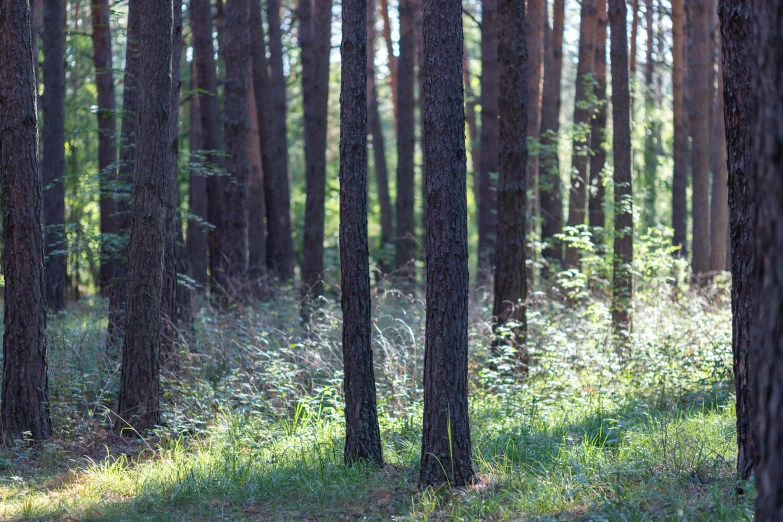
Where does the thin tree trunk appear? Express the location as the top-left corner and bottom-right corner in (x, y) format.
(588, 0), (607, 230)
(463, 47), (481, 210)
(419, 0), (476, 489)
(630, 0), (639, 112)
(247, 80), (267, 293)
(340, 0), (383, 466)
(187, 58), (209, 289)
(642, 0), (656, 227)
(116, 0), (172, 433)
(671, 0), (687, 256)
(709, 58), (728, 271)
(0, 0), (52, 444)
(378, 0), (398, 120)
(415, 0), (426, 253)
(526, 0), (544, 238)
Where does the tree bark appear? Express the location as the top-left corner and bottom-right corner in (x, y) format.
(187, 58), (209, 290)
(709, 57), (728, 272)
(42, 0), (66, 311)
(630, 0), (639, 112)
(0, 0), (52, 445)
(526, 0), (544, 234)
(642, 0), (657, 228)
(247, 79), (267, 293)
(419, 0), (476, 489)
(588, 0), (607, 230)
(340, 0), (383, 467)
(378, 0), (398, 120)
(116, 0), (172, 433)
(718, 0), (756, 482)
(672, 0), (688, 256)
(463, 47), (481, 210)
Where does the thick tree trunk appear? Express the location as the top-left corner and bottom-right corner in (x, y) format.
(42, 0), (66, 311)
(265, 0), (295, 280)
(0, 0), (52, 444)
(419, 0), (476, 489)
(395, 0), (417, 285)
(588, 0), (607, 230)
(672, 0), (687, 256)
(301, 0), (333, 299)
(340, 0), (383, 466)
(187, 58), (209, 290)
(477, 0), (500, 284)
(709, 59), (728, 272)
(116, 0), (172, 433)
(91, 0), (118, 296)
(379, 0), (398, 120)
(564, 0), (597, 268)
(718, 0), (756, 483)
(540, 0), (565, 264)
(494, 0), (528, 370)
(641, 0), (657, 228)
(609, 0), (633, 338)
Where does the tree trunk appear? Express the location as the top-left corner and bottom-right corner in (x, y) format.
(540, 0), (565, 264)
(415, 0), (426, 254)
(339, 0), (383, 467)
(718, 0), (756, 483)
(301, 0), (333, 299)
(378, 0), (398, 120)
(672, 0), (687, 256)
(91, 0), (118, 296)
(419, 0), (476, 489)
(630, 0), (639, 112)
(477, 0), (500, 284)
(588, 0), (607, 230)
(526, 0), (544, 239)
(609, 0), (633, 338)
(494, 0), (528, 370)
(709, 58), (728, 272)
(564, 0), (597, 268)
(640, 0), (657, 228)
(463, 47), (481, 210)
(116, 0), (172, 433)
(187, 58), (209, 290)
(247, 80), (267, 293)
(42, 0), (66, 311)
(0, 0), (52, 445)
(396, 0), (417, 285)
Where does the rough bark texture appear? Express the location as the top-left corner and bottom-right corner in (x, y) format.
(396, 0), (417, 285)
(339, 0), (383, 467)
(265, 0), (295, 280)
(609, 0), (633, 338)
(588, 0), (607, 230)
(419, 0), (477, 489)
(672, 0), (688, 256)
(0, 0), (52, 444)
(525, 0), (543, 230)
(42, 0), (66, 311)
(709, 59), (728, 272)
(379, 0), (398, 119)
(753, 0), (783, 515)
(564, 0), (597, 268)
(493, 0), (528, 369)
(187, 58), (209, 289)
(91, 0), (118, 295)
(247, 80), (267, 292)
(477, 0), (500, 284)
(540, 0), (565, 264)
(116, 0), (172, 433)
(301, 0), (333, 299)
(642, 0), (657, 228)
(718, 0), (755, 483)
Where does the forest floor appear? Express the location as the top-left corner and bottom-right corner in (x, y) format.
(0, 260), (754, 521)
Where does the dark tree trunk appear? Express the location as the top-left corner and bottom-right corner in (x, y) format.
(642, 0), (657, 228)
(540, 0), (565, 264)
(419, 0), (476, 489)
(0, 0), (52, 445)
(690, 0), (711, 278)
(415, 0), (426, 253)
(672, 0), (687, 256)
(379, 0), (398, 120)
(564, 0), (597, 268)
(301, 0), (333, 299)
(42, 0), (66, 311)
(718, 0), (756, 482)
(588, 0), (607, 230)
(247, 79), (267, 293)
(222, 0), (251, 297)
(395, 0), (417, 285)
(116, 0), (172, 433)
(265, 0), (295, 280)
(526, 0), (543, 235)
(752, 1), (783, 516)
(494, 0), (528, 370)
(31, 0), (40, 87)
(91, 0), (118, 296)
(463, 47), (481, 210)
(339, 0), (383, 467)
(609, 0), (633, 338)
(710, 58), (728, 272)
(477, 0), (500, 284)
(367, 0), (394, 275)
(187, 58), (209, 290)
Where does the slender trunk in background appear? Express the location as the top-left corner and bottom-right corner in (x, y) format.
(396, 0), (417, 286)
(494, 0), (528, 370)
(689, 0), (711, 278)
(339, 0), (383, 466)
(187, 59), (209, 289)
(718, 0), (756, 483)
(116, 0), (172, 433)
(540, 0), (565, 264)
(588, 0), (607, 230)
(477, 0), (500, 285)
(379, 0), (398, 120)
(710, 59), (728, 272)
(526, 0), (544, 241)
(419, 0), (476, 489)
(564, 0), (597, 268)
(247, 82), (267, 291)
(671, 0), (687, 256)
(609, 0), (633, 339)
(42, 0), (66, 311)
(367, 0), (394, 275)
(301, 0), (334, 300)
(642, 0), (657, 228)
(91, 0), (118, 296)
(630, 0), (639, 113)
(415, 0), (426, 253)
(266, 0), (295, 280)
(464, 47), (481, 209)
(0, 0), (51, 445)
